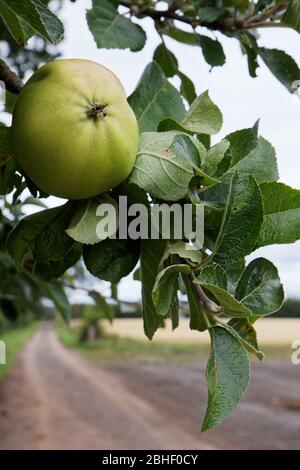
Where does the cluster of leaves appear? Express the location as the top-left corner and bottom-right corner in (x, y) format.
(0, 0), (64, 47)
(86, 0), (300, 94)
(0, 1), (114, 327)
(0, 189), (79, 322)
(0, 164), (114, 325)
(2, 58), (300, 428)
(2, 1), (300, 94)
(0, 1), (63, 79)
(1, 0), (300, 430)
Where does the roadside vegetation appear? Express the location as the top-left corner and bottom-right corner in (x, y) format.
(57, 320), (292, 367)
(0, 322), (38, 379)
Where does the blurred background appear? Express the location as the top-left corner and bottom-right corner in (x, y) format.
(0, 0), (299, 451)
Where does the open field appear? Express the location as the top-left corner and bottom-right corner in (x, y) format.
(103, 317), (300, 345)
(62, 318), (298, 365)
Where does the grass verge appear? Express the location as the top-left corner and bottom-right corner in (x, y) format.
(0, 323), (38, 379)
(57, 322), (210, 365)
(57, 321), (292, 366)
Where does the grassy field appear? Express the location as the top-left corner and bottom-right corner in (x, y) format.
(58, 323), (210, 365)
(103, 318), (300, 345)
(59, 318), (296, 366)
(0, 323), (38, 379)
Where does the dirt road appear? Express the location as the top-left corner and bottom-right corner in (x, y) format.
(0, 326), (300, 450)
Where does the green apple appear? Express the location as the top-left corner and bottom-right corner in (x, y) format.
(11, 59), (139, 199)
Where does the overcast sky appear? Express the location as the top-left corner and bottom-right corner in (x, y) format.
(19, 1), (300, 300)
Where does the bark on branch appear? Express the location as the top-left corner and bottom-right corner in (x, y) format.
(120, 0), (289, 32)
(0, 60), (23, 95)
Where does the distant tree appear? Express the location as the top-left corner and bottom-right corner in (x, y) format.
(273, 298), (300, 318)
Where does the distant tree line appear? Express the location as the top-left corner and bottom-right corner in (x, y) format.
(272, 299), (300, 318)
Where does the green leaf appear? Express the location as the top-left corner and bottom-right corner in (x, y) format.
(216, 125), (258, 178)
(259, 48), (300, 93)
(225, 259), (245, 293)
(163, 26), (199, 46)
(152, 264), (190, 317)
(197, 134), (211, 150)
(7, 203), (75, 269)
(0, 0), (34, 45)
(181, 273), (208, 332)
(157, 118), (192, 134)
(34, 243), (82, 281)
(214, 174), (263, 264)
(240, 32), (259, 78)
(0, 127), (13, 168)
(226, 318), (264, 361)
(45, 281), (71, 322)
(202, 326), (249, 431)
(178, 71), (197, 105)
(194, 180), (226, 210)
(170, 296), (179, 330)
(86, 0), (146, 51)
(199, 35), (226, 67)
(197, 263), (227, 290)
(130, 132), (194, 201)
(282, 0), (300, 33)
(66, 195), (118, 245)
(257, 182), (300, 246)
(155, 126), (216, 185)
(153, 43), (178, 77)
(0, 157), (19, 195)
(236, 257), (284, 316)
(140, 239), (166, 339)
(230, 0), (249, 10)
(32, 206), (76, 264)
(5, 91), (17, 114)
(133, 267), (140, 281)
(171, 133), (201, 168)
(198, 7), (221, 22)
(128, 62), (185, 132)
(181, 91), (223, 135)
(83, 238), (139, 283)
(204, 140), (230, 176)
(223, 136), (279, 184)
(246, 46), (259, 78)
(0, 0), (64, 44)
(195, 278), (252, 318)
(164, 241), (203, 264)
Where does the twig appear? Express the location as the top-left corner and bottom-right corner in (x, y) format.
(189, 271), (221, 315)
(0, 59), (23, 94)
(120, 0), (199, 27)
(119, 0), (289, 33)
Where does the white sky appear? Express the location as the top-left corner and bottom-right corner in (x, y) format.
(12, 0), (300, 300)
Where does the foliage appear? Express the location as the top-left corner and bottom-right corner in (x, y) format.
(85, 0), (300, 93)
(0, 0), (62, 79)
(0, 322), (38, 379)
(0, 0), (300, 431)
(78, 302), (113, 342)
(274, 298), (300, 318)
